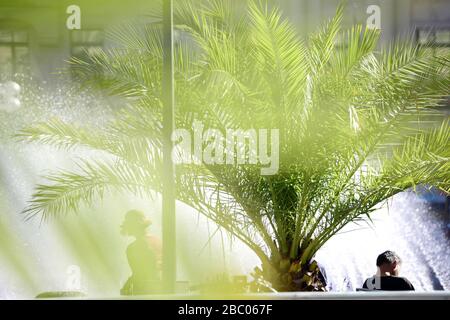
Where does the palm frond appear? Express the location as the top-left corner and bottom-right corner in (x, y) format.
(23, 159), (159, 221)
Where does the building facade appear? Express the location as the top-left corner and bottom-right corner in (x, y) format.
(0, 0), (449, 82)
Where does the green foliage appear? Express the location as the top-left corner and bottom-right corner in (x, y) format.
(17, 0), (450, 290)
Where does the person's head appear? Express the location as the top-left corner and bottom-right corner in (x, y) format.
(120, 210), (152, 237)
(376, 250), (402, 276)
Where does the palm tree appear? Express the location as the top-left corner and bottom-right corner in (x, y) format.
(17, 0), (449, 291)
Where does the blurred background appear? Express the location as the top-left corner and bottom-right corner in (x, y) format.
(1, 0), (450, 81)
(0, 0), (449, 298)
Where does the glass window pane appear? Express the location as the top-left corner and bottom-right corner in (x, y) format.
(71, 30), (103, 44)
(13, 31), (28, 43)
(71, 31), (83, 43)
(15, 46), (29, 60)
(14, 46), (30, 75)
(435, 30), (450, 45)
(0, 30), (12, 42)
(71, 46), (86, 57)
(87, 30), (103, 43)
(71, 46), (102, 59)
(417, 30), (430, 45)
(85, 46), (102, 55)
(0, 30), (30, 76)
(0, 46), (13, 77)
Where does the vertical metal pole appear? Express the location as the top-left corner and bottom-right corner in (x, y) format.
(162, 0), (176, 294)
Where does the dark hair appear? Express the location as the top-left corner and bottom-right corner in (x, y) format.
(376, 250), (401, 266)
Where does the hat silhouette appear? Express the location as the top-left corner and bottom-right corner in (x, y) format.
(122, 210), (152, 234)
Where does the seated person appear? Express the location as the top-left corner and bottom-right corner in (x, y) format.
(362, 250), (415, 291)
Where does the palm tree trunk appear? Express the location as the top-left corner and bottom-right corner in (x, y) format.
(257, 257), (327, 292)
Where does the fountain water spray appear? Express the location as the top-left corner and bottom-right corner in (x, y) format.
(0, 81), (21, 113)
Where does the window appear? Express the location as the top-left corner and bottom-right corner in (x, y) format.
(416, 27), (450, 56)
(0, 29), (30, 79)
(69, 29), (104, 79)
(70, 29), (104, 60)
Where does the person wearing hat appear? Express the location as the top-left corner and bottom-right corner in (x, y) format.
(120, 210), (162, 295)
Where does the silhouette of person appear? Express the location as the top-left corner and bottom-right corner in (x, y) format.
(362, 250), (415, 291)
(120, 210), (162, 295)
